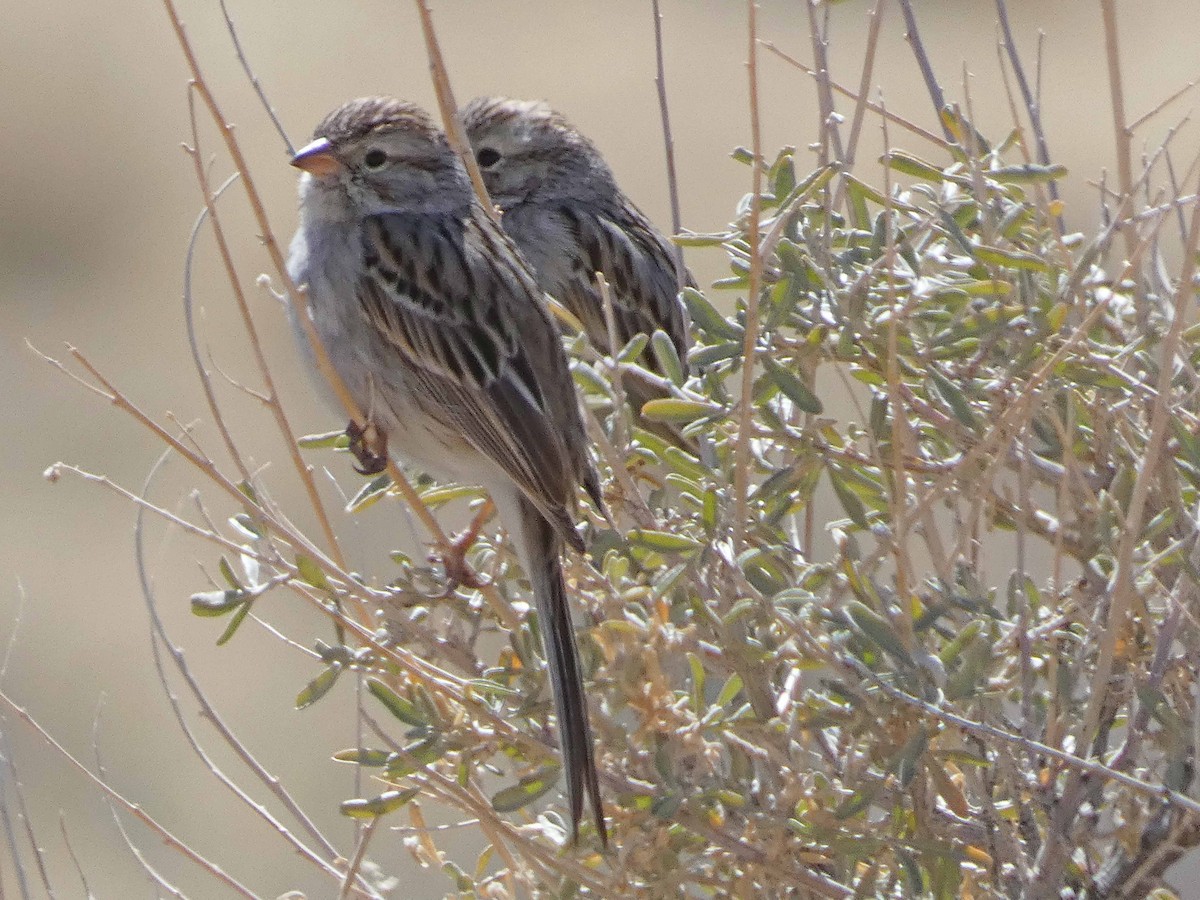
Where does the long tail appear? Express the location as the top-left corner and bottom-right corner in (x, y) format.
(518, 497), (606, 845)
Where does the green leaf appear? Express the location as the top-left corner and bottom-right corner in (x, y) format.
(641, 398), (723, 424)
(683, 288), (744, 341)
(491, 766), (561, 812)
(827, 468), (869, 529)
(419, 483), (484, 508)
(687, 652), (706, 711)
(973, 244), (1051, 273)
(883, 151), (946, 181)
(236, 480), (260, 505)
(897, 848), (925, 895)
(673, 232), (730, 248)
(730, 146), (756, 166)
(945, 629), (993, 700)
(768, 148), (796, 200)
(938, 620), (982, 665)
(716, 673), (744, 708)
(298, 429), (349, 449)
(941, 105), (991, 154)
(332, 748), (394, 767)
(845, 177), (872, 229)
(927, 367), (978, 430)
(723, 598), (758, 625)
(464, 678), (520, 699)
(443, 861), (474, 893)
(869, 394), (889, 439)
(296, 663), (342, 709)
(650, 330), (685, 386)
(782, 162), (837, 205)
(627, 529), (703, 553)
(383, 736), (447, 777)
(190, 589), (244, 617)
(1172, 417), (1200, 471)
(294, 554), (331, 591)
(367, 678), (427, 727)
(988, 163), (1067, 183)
(616, 332), (650, 365)
(651, 792), (683, 818)
(346, 473), (393, 513)
(216, 597), (254, 645)
(229, 513), (264, 540)
(893, 728), (929, 787)
(762, 357), (823, 414)
(572, 360), (611, 396)
(340, 787), (419, 818)
(701, 488), (719, 532)
(833, 781), (880, 819)
(959, 279), (1012, 297)
(218, 556), (243, 591)
(842, 173), (890, 207)
(688, 341), (743, 368)
(652, 562), (690, 599)
(845, 601), (914, 667)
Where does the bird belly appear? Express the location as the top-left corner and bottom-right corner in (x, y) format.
(287, 224), (480, 482)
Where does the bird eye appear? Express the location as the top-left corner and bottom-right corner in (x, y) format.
(363, 148), (388, 170)
(476, 147), (501, 168)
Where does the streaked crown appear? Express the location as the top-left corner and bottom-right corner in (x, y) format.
(460, 96), (615, 205)
(314, 96), (443, 146)
(296, 97), (469, 216)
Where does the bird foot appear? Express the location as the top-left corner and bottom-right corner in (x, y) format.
(435, 499), (497, 592)
(346, 420), (388, 475)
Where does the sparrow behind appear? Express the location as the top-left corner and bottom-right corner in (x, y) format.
(460, 97), (693, 418)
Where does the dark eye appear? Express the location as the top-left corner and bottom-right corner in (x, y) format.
(476, 147), (501, 168)
(363, 148), (388, 170)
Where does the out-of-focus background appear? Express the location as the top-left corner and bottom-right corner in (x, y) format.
(2, 1), (1198, 894)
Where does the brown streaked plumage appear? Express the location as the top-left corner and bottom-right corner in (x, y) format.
(287, 97), (606, 844)
(460, 97), (692, 395)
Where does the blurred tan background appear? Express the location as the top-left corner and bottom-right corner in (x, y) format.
(2, 0), (1198, 895)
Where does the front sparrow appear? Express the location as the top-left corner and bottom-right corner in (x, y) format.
(287, 97), (606, 844)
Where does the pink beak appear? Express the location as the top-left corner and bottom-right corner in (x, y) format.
(291, 137), (343, 178)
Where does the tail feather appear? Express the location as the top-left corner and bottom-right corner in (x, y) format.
(521, 499), (607, 846)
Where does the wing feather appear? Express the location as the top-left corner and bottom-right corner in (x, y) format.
(547, 199), (691, 373)
(356, 210), (585, 545)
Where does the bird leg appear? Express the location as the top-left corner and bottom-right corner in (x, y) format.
(437, 498), (496, 591)
(345, 419), (389, 475)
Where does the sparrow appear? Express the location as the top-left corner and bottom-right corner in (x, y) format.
(287, 97), (606, 843)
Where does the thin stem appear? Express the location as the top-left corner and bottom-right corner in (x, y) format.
(412, 0), (494, 216)
(58, 815), (92, 899)
(732, 0), (764, 551)
(802, 0), (845, 166)
(1100, 0), (1136, 260)
(180, 142), (254, 486)
(760, 40), (947, 150)
(1078, 165), (1200, 766)
(1129, 74), (1200, 132)
(849, 659), (1200, 821)
(650, 0), (685, 280)
(994, 3), (1056, 172)
(832, 0), (885, 214)
(994, 0), (1064, 224)
(0, 689), (257, 898)
(895, 0), (951, 139)
(336, 818), (380, 900)
(162, 0), (348, 574)
(133, 451), (374, 893)
(218, 0), (294, 154)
